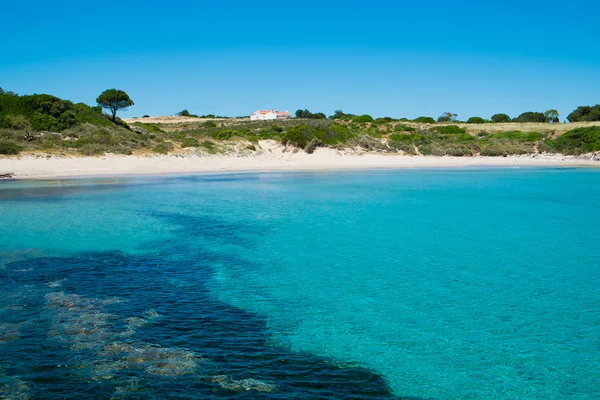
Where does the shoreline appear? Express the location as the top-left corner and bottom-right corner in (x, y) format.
(1, 148), (598, 180)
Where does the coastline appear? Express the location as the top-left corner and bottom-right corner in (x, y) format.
(1, 147), (598, 180)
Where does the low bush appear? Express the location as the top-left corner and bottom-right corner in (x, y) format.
(349, 134), (387, 151)
(479, 141), (532, 156)
(200, 140), (217, 154)
(545, 126), (600, 155)
(211, 129), (237, 140)
(435, 125), (467, 135)
(491, 131), (544, 142)
(491, 113), (511, 123)
(466, 117), (486, 124)
(78, 143), (107, 156)
(393, 124), (416, 132)
(107, 144), (133, 155)
(567, 105), (600, 122)
(9, 115), (32, 130)
(281, 125), (316, 149)
(413, 116), (436, 124)
(181, 138), (199, 148)
(132, 122), (164, 134)
(0, 140), (23, 155)
(388, 140), (416, 154)
(152, 142), (173, 154)
(513, 111), (546, 123)
(352, 115), (374, 123)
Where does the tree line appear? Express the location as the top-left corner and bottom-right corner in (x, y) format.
(293, 108), (582, 124)
(2, 87), (599, 126)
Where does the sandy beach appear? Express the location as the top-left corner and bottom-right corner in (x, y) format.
(1, 140), (598, 180)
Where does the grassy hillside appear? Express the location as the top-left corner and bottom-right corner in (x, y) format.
(1, 92), (600, 157)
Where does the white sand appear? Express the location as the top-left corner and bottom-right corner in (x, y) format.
(1, 141), (598, 180)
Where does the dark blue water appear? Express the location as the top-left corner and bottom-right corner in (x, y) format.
(1, 169), (599, 399)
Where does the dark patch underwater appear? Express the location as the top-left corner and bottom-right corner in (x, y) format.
(0, 250), (428, 399)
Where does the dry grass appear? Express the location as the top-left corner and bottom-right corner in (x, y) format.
(400, 121), (600, 136)
(123, 116), (247, 124)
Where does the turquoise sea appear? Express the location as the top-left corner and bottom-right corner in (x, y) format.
(1, 168), (599, 399)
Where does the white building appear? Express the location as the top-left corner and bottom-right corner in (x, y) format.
(250, 110), (291, 121)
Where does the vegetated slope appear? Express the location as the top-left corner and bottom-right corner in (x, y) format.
(0, 93), (171, 155)
(0, 93), (111, 131)
(1, 92), (600, 157)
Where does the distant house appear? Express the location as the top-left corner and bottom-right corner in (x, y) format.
(250, 110), (291, 121)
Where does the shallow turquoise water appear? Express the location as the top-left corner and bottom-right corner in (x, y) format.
(1, 168), (599, 399)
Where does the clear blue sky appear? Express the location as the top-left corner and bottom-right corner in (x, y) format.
(2, 0), (598, 120)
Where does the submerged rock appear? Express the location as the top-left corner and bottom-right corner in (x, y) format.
(44, 291), (201, 381)
(211, 374), (277, 393)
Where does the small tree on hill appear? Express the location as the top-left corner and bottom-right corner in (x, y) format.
(491, 113), (511, 123)
(178, 109), (191, 117)
(96, 89), (134, 122)
(567, 105), (600, 122)
(414, 116), (436, 124)
(544, 109), (559, 124)
(513, 111), (546, 123)
(467, 117), (486, 124)
(437, 112), (457, 122)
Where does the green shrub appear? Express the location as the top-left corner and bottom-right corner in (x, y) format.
(352, 115), (374, 123)
(152, 142), (173, 154)
(281, 125), (316, 148)
(491, 113), (511, 123)
(466, 117), (486, 124)
(0, 128), (19, 140)
(479, 141), (532, 156)
(349, 134), (387, 151)
(200, 140), (217, 154)
(389, 133), (417, 142)
(132, 122), (164, 134)
(388, 140), (416, 154)
(0, 140), (23, 155)
(78, 143), (107, 156)
(435, 125), (466, 135)
(413, 116), (436, 124)
(567, 105), (600, 122)
(443, 144), (473, 156)
(211, 129), (237, 140)
(393, 124), (416, 132)
(107, 144), (133, 155)
(536, 142), (554, 154)
(372, 118), (391, 124)
(181, 138), (199, 148)
(513, 111), (546, 123)
(545, 126), (600, 155)
(321, 125), (356, 145)
(39, 133), (62, 149)
(418, 145), (432, 155)
(9, 115), (32, 130)
(492, 131), (544, 142)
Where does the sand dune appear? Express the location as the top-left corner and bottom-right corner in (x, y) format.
(1, 141), (598, 180)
